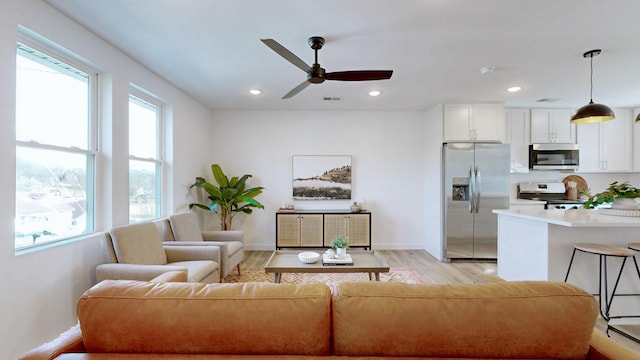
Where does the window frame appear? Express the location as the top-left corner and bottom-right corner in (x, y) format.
(14, 33), (99, 252)
(128, 88), (164, 223)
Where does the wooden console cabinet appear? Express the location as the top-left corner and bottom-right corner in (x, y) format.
(276, 210), (371, 249)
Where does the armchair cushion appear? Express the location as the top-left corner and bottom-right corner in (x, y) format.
(110, 222), (167, 265)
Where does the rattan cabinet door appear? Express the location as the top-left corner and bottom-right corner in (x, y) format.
(346, 214), (370, 247)
(277, 214), (301, 247)
(299, 214), (323, 247)
(276, 214), (324, 247)
(323, 214), (370, 248)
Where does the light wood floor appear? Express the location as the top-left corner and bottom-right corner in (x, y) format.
(242, 249), (640, 354)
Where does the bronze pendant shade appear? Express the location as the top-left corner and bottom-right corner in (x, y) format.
(570, 49), (615, 124)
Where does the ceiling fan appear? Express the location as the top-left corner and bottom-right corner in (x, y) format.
(260, 36), (393, 99)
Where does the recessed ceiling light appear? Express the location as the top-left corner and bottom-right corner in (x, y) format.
(249, 89), (262, 95)
(506, 86), (522, 93)
(369, 90), (381, 97)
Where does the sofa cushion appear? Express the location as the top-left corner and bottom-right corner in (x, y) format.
(169, 212), (204, 241)
(77, 280), (332, 356)
(332, 281), (598, 359)
(110, 222), (167, 265)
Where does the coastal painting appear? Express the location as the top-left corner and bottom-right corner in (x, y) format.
(292, 155), (351, 200)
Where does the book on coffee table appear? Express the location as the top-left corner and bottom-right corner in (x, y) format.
(322, 253), (353, 266)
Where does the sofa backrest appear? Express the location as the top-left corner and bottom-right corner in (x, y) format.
(332, 281), (598, 359)
(77, 280), (332, 356)
(109, 222), (167, 265)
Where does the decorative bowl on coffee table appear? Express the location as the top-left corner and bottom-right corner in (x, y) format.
(298, 252), (320, 264)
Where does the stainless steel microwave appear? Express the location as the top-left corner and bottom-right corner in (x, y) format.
(529, 143), (579, 170)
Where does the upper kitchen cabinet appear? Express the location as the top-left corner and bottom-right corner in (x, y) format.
(530, 109), (576, 143)
(443, 104), (505, 142)
(506, 108), (530, 172)
(634, 108), (640, 172)
(578, 108), (632, 172)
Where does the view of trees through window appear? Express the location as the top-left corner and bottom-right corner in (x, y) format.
(15, 43), (95, 249)
(129, 94), (162, 223)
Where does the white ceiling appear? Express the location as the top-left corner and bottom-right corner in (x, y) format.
(47, 0), (640, 112)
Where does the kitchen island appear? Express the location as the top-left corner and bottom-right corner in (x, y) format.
(493, 208), (640, 319)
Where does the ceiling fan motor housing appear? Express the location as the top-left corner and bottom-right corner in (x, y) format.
(308, 64), (326, 83)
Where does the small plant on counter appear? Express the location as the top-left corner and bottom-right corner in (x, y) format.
(583, 181), (640, 209)
(330, 235), (349, 249)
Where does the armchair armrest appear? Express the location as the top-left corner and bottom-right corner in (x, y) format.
(19, 324), (85, 360)
(163, 245), (221, 264)
(96, 263), (186, 282)
(201, 230), (243, 243)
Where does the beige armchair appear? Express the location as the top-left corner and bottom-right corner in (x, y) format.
(164, 211), (244, 278)
(96, 221), (221, 283)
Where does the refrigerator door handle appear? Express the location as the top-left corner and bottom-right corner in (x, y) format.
(474, 166), (481, 213)
(468, 166), (476, 214)
(468, 166), (474, 214)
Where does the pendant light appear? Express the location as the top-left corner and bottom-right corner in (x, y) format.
(570, 49), (615, 124)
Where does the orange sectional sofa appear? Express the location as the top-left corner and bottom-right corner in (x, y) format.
(21, 279), (638, 359)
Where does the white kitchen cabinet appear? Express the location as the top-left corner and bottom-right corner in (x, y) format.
(506, 108), (530, 172)
(633, 108), (640, 172)
(444, 104), (504, 142)
(578, 108), (632, 172)
(530, 109), (576, 143)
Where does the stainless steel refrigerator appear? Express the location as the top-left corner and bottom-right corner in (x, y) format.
(442, 143), (510, 261)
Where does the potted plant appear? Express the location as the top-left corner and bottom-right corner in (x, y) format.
(583, 181), (640, 210)
(330, 235), (349, 257)
(189, 164), (265, 230)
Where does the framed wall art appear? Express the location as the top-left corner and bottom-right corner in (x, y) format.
(292, 155), (352, 200)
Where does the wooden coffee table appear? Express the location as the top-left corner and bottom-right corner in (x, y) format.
(264, 250), (390, 283)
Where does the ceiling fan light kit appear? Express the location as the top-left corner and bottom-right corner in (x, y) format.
(570, 49), (615, 124)
(261, 36), (393, 99)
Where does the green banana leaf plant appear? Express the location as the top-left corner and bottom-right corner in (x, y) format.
(189, 164), (265, 230)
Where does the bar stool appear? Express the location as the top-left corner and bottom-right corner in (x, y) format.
(564, 243), (638, 321)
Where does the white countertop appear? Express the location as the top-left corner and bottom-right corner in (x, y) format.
(493, 208), (640, 227)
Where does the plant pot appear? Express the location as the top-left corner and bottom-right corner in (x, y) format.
(611, 198), (640, 210)
(335, 247), (347, 258)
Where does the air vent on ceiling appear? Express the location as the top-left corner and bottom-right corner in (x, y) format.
(323, 97), (341, 101)
(536, 98), (559, 103)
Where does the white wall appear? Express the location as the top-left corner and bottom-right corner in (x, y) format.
(209, 110), (442, 252)
(0, 1), (212, 358)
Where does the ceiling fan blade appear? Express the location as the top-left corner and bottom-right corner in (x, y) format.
(282, 80), (312, 99)
(261, 39), (311, 73)
(325, 70), (393, 81)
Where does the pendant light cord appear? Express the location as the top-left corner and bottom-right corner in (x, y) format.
(589, 53), (594, 103)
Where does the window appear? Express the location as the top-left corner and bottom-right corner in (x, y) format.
(15, 41), (97, 250)
(129, 92), (163, 223)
